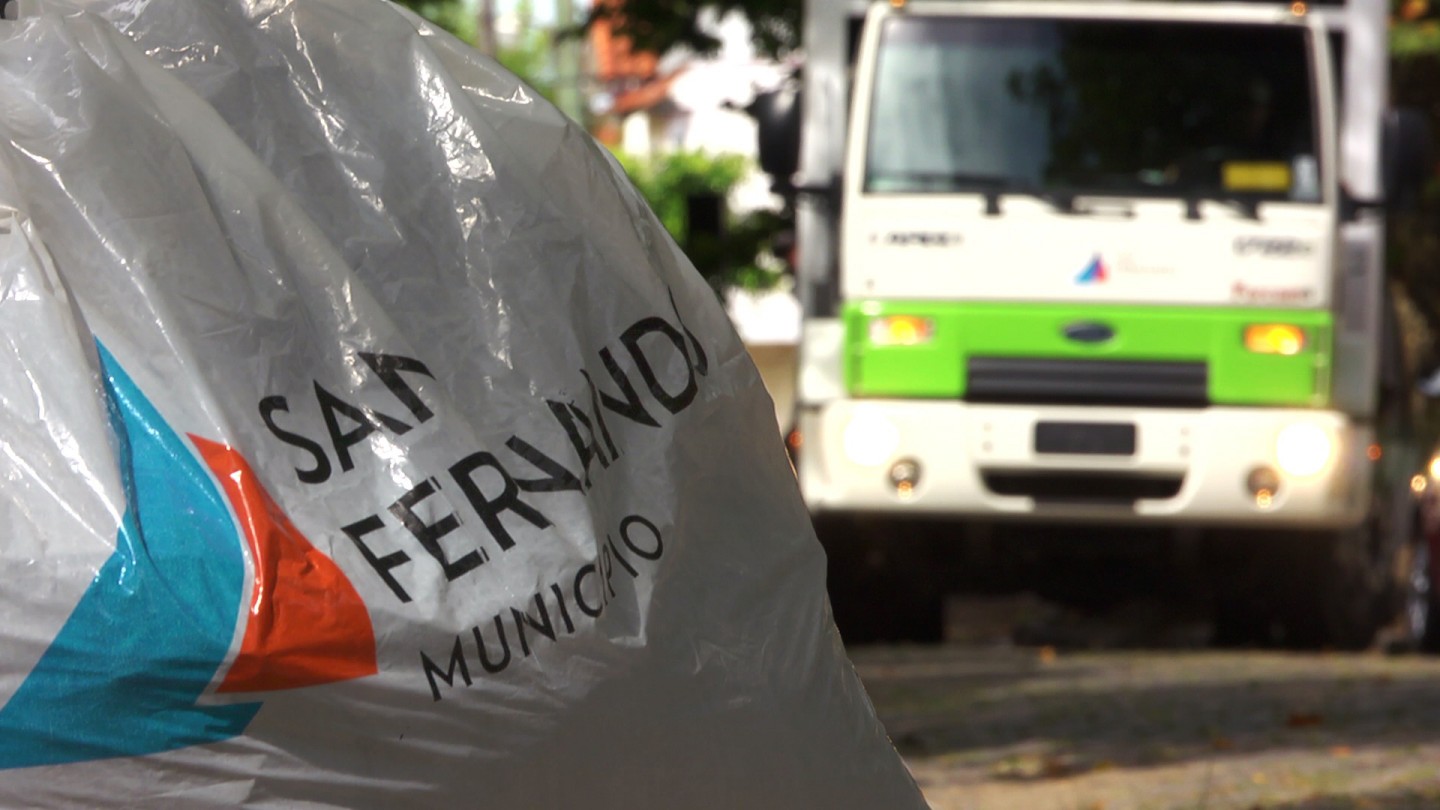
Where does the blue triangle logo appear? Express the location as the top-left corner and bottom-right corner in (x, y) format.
(1076, 255), (1107, 284)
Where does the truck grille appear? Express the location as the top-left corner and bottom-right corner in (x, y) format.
(981, 470), (1185, 505)
(966, 357), (1208, 408)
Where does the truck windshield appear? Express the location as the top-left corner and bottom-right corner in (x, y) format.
(864, 17), (1321, 203)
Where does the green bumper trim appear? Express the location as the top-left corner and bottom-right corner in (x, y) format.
(844, 301), (1332, 407)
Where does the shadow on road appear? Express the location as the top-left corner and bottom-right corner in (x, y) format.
(853, 644), (1440, 777)
(1268, 789), (1440, 808)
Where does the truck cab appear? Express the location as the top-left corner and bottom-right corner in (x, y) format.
(810, 1), (1355, 524)
(763, 0), (1433, 648)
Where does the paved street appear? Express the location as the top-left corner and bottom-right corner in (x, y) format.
(854, 634), (1440, 809)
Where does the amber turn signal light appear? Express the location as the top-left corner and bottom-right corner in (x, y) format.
(869, 315), (934, 347)
(1244, 323), (1305, 356)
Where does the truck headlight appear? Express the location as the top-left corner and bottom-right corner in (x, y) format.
(842, 407), (900, 467)
(1274, 422), (1333, 478)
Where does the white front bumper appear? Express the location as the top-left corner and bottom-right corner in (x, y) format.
(796, 400), (1371, 528)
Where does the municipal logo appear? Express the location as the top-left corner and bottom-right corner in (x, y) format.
(0, 343), (378, 770)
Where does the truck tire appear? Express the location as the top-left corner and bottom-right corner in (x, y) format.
(1276, 482), (1415, 650)
(1280, 285), (1425, 651)
(814, 515), (946, 645)
(1284, 530), (1392, 650)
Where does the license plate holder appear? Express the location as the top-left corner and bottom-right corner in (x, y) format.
(1034, 421), (1137, 456)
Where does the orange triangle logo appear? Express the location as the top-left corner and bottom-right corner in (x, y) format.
(191, 436), (378, 693)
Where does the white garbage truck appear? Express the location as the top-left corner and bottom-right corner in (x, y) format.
(754, 0), (1434, 647)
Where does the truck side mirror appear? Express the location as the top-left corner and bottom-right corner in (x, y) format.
(748, 80), (802, 192)
(1383, 107), (1432, 213)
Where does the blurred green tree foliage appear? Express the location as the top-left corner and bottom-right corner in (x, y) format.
(1389, 52), (1440, 379)
(614, 150), (747, 238)
(497, 1), (560, 102)
(392, 0), (556, 101)
(580, 0), (800, 58)
(615, 150), (786, 293)
(387, 2), (785, 294)
(1393, 0), (1440, 55)
(1389, 0), (1440, 368)
(579, 3), (799, 293)
(393, 0), (802, 57)
(393, 0), (476, 42)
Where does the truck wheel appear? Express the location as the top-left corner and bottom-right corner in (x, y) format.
(1278, 487), (1413, 650)
(1286, 529), (1390, 650)
(814, 515), (945, 645)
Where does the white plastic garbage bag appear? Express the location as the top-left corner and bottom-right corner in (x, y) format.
(0, 0), (927, 806)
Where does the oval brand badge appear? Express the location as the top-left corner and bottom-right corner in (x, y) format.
(1062, 321), (1115, 344)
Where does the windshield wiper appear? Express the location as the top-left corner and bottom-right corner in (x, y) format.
(871, 171), (1077, 215)
(974, 185), (1076, 216)
(1183, 193), (1260, 221)
(878, 170), (1012, 188)
(872, 170), (1007, 211)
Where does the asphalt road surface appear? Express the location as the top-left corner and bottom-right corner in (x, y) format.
(852, 601), (1440, 810)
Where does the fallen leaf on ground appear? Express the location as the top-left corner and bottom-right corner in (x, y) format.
(1286, 710), (1325, 728)
(1042, 754), (1073, 778)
